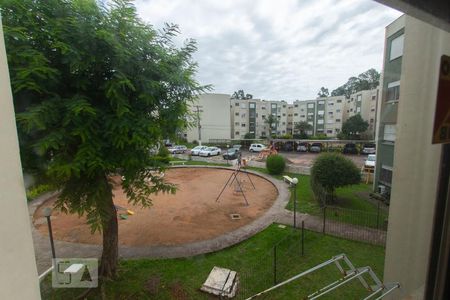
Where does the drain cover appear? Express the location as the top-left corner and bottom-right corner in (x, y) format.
(230, 214), (241, 220)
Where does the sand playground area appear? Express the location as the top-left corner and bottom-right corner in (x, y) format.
(33, 167), (278, 247)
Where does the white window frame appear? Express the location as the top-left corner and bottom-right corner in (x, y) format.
(390, 34), (404, 61)
(383, 124), (396, 142)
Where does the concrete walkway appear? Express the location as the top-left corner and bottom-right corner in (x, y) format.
(30, 166), (290, 274)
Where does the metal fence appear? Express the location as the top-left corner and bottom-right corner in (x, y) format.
(319, 205), (388, 246)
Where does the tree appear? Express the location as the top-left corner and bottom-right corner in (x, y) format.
(231, 89), (252, 99)
(311, 153), (361, 204)
(317, 87), (329, 98)
(294, 121), (313, 137)
(331, 68), (380, 97)
(342, 114), (369, 139)
(2, 0), (204, 279)
(264, 114), (278, 135)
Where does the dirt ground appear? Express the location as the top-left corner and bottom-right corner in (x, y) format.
(33, 168), (278, 247)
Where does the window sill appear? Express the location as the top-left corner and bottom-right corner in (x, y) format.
(385, 100), (399, 104)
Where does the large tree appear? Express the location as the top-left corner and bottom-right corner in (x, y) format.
(317, 87), (329, 98)
(341, 114), (369, 139)
(231, 89), (253, 99)
(264, 114), (278, 136)
(2, 0), (204, 279)
(331, 68), (380, 97)
(294, 121), (313, 135)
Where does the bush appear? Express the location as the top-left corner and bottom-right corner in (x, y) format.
(266, 154), (286, 175)
(26, 184), (54, 201)
(278, 134), (293, 139)
(311, 153), (361, 204)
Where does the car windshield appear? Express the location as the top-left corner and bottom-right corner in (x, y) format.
(227, 149), (235, 153)
(368, 155), (376, 161)
(206, 147), (214, 151)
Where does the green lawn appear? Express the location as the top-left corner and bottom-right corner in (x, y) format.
(40, 224), (385, 299)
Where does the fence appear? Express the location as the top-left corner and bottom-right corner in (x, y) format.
(319, 205), (388, 246)
(237, 223), (309, 299)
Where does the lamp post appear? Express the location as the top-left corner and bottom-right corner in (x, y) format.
(43, 207), (56, 259)
(291, 177), (299, 228)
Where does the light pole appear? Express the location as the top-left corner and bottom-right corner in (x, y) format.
(291, 177), (299, 228)
(43, 207), (56, 259)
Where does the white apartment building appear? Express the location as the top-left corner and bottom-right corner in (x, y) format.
(344, 89), (380, 138)
(185, 93), (231, 144)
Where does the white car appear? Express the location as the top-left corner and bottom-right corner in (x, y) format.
(199, 147), (221, 157)
(364, 154), (376, 168)
(249, 144), (266, 152)
(362, 143), (376, 154)
(190, 146), (208, 156)
(168, 145), (187, 154)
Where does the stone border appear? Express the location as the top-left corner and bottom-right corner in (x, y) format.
(29, 166), (289, 265)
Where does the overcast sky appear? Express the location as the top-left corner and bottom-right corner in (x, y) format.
(135, 0), (402, 102)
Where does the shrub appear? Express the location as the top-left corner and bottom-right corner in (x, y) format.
(26, 184), (54, 201)
(266, 154), (286, 175)
(311, 153), (361, 204)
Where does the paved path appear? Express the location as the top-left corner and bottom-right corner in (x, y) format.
(30, 166), (386, 275)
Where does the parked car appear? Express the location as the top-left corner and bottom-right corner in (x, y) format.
(223, 148), (240, 160)
(167, 145), (187, 154)
(190, 146), (208, 156)
(282, 143), (294, 151)
(297, 142), (309, 152)
(342, 143), (358, 155)
(199, 147), (221, 157)
(309, 143), (323, 153)
(364, 154), (376, 168)
(361, 143), (376, 154)
(232, 144), (242, 150)
(249, 144), (266, 152)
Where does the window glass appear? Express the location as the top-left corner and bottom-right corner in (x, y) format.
(384, 124), (396, 141)
(387, 81), (400, 101)
(390, 34), (404, 60)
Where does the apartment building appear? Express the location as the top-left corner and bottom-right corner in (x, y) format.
(185, 93), (231, 144)
(344, 89), (380, 138)
(374, 16), (404, 196)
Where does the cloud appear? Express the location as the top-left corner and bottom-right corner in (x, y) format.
(135, 0), (402, 102)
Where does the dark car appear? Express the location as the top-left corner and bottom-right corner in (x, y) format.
(310, 143), (323, 153)
(297, 142), (309, 152)
(223, 148), (240, 160)
(343, 143), (358, 154)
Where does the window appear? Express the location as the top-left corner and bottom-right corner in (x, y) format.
(318, 101), (325, 105)
(371, 108), (376, 112)
(318, 110), (324, 115)
(308, 122), (313, 126)
(380, 165), (393, 185)
(294, 113), (298, 116)
(336, 109), (341, 113)
(301, 109), (304, 112)
(294, 104), (298, 108)
(357, 95), (362, 102)
(288, 122), (292, 125)
(317, 119), (324, 125)
(240, 103), (246, 109)
(370, 118), (374, 123)
(328, 102), (334, 106)
(241, 123), (246, 127)
(337, 99), (342, 103)
(336, 119), (341, 122)
(327, 119), (334, 124)
(390, 34), (404, 60)
(384, 124), (396, 141)
(271, 104), (277, 108)
(308, 112), (314, 115)
(262, 106), (266, 110)
(350, 108), (353, 112)
(249, 103), (256, 108)
(262, 115), (266, 119)
(307, 103), (314, 108)
(328, 111), (333, 115)
(282, 105), (286, 108)
(356, 107), (361, 113)
(282, 122), (285, 125)
(372, 96), (376, 100)
(235, 122), (240, 126)
(282, 113), (286, 116)
(300, 115), (305, 118)
(327, 130), (333, 134)
(241, 113), (246, 118)
(235, 131), (240, 135)
(235, 103), (239, 106)
(235, 112), (239, 116)
(387, 81), (400, 101)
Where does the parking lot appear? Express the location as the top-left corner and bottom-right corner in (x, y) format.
(178, 148), (368, 169)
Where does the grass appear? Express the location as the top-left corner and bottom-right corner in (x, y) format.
(40, 224), (385, 299)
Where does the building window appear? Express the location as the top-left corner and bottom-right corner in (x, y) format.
(294, 104), (298, 108)
(235, 103), (239, 106)
(235, 112), (239, 116)
(241, 113), (246, 118)
(370, 118), (374, 123)
(336, 109), (341, 113)
(301, 109), (304, 112)
(241, 123), (246, 127)
(372, 96), (376, 100)
(328, 112), (333, 115)
(318, 101), (325, 105)
(262, 115), (266, 119)
(357, 95), (362, 102)
(301, 115), (305, 118)
(294, 113), (298, 116)
(328, 102), (334, 106)
(371, 108), (375, 112)
(307, 103), (314, 108)
(337, 99), (342, 103)
(240, 103), (246, 109)
(380, 165), (393, 185)
(282, 122), (285, 125)
(350, 108), (353, 112)
(356, 107), (361, 113)
(282, 113), (286, 116)
(317, 119), (324, 125)
(336, 119), (341, 122)
(271, 104), (277, 108)
(390, 34), (404, 61)
(318, 110), (324, 115)
(262, 106), (266, 110)
(384, 124), (396, 141)
(387, 81), (400, 101)
(282, 105), (286, 108)
(235, 122), (240, 126)
(249, 102), (256, 108)
(235, 131), (240, 135)
(327, 130), (333, 134)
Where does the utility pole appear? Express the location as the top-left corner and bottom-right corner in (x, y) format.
(194, 105), (203, 146)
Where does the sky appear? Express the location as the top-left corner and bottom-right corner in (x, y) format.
(135, 0), (402, 102)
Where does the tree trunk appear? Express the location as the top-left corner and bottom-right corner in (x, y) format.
(99, 194), (118, 279)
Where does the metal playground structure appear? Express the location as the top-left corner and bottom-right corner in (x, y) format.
(245, 253), (400, 300)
